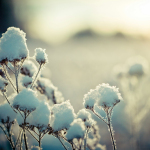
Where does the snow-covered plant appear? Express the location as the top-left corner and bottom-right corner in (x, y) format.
(83, 83), (122, 150)
(0, 27), (122, 150)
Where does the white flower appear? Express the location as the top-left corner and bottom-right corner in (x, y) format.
(0, 27), (29, 63)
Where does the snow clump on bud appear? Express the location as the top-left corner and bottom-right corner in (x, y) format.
(12, 89), (39, 113)
(77, 109), (91, 122)
(66, 118), (86, 141)
(28, 100), (51, 132)
(83, 89), (97, 110)
(96, 83), (122, 111)
(0, 102), (17, 123)
(20, 75), (33, 88)
(34, 48), (48, 64)
(51, 100), (75, 131)
(0, 27), (29, 63)
(21, 60), (37, 77)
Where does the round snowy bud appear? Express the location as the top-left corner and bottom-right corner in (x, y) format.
(0, 27), (29, 63)
(0, 76), (8, 93)
(12, 89), (40, 113)
(34, 48), (48, 65)
(96, 83), (122, 112)
(20, 60), (37, 77)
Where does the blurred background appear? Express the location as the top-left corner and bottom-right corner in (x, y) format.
(0, 0), (150, 149)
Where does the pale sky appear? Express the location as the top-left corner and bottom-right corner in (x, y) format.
(14, 0), (150, 44)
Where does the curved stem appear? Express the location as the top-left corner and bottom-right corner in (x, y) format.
(30, 64), (42, 89)
(91, 110), (108, 125)
(3, 92), (17, 113)
(107, 113), (116, 150)
(2, 64), (17, 92)
(14, 61), (19, 93)
(25, 128), (39, 142)
(15, 129), (23, 148)
(23, 129), (28, 150)
(57, 136), (68, 150)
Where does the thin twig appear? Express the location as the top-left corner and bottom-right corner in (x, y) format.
(107, 112), (116, 150)
(15, 129), (23, 148)
(0, 125), (9, 141)
(20, 130), (23, 150)
(91, 110), (108, 125)
(30, 63), (42, 89)
(2, 64), (17, 92)
(25, 128), (39, 142)
(5, 63), (15, 74)
(3, 92), (17, 113)
(57, 136), (68, 150)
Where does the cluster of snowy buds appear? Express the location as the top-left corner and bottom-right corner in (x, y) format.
(0, 27), (122, 150)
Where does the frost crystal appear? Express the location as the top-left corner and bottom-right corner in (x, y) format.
(13, 89), (39, 113)
(34, 48), (48, 64)
(0, 102), (17, 123)
(28, 100), (51, 132)
(0, 76), (8, 93)
(96, 83), (122, 110)
(51, 101), (75, 131)
(66, 118), (85, 141)
(21, 60), (37, 77)
(83, 89), (98, 110)
(0, 27), (29, 63)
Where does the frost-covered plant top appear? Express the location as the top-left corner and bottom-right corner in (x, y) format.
(51, 100), (75, 131)
(13, 89), (39, 113)
(0, 102), (17, 123)
(34, 48), (48, 64)
(0, 76), (8, 93)
(28, 100), (51, 132)
(66, 118), (85, 141)
(96, 83), (122, 111)
(0, 27), (29, 63)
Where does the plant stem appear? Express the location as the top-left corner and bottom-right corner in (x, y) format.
(30, 63), (42, 89)
(23, 129), (28, 150)
(39, 133), (41, 148)
(2, 64), (17, 92)
(25, 128), (39, 142)
(14, 61), (19, 93)
(84, 128), (89, 150)
(15, 129), (23, 148)
(3, 92), (17, 113)
(91, 110), (108, 125)
(107, 112), (116, 150)
(57, 136), (68, 150)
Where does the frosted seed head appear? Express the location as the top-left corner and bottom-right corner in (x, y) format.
(85, 118), (95, 128)
(127, 55), (149, 77)
(0, 76), (8, 93)
(34, 48), (48, 65)
(12, 88), (40, 113)
(51, 100), (75, 131)
(20, 60), (37, 77)
(66, 118), (86, 141)
(21, 75), (33, 88)
(77, 109), (91, 122)
(0, 102), (17, 123)
(83, 89), (98, 110)
(28, 100), (51, 132)
(0, 27), (29, 63)
(96, 83), (122, 112)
